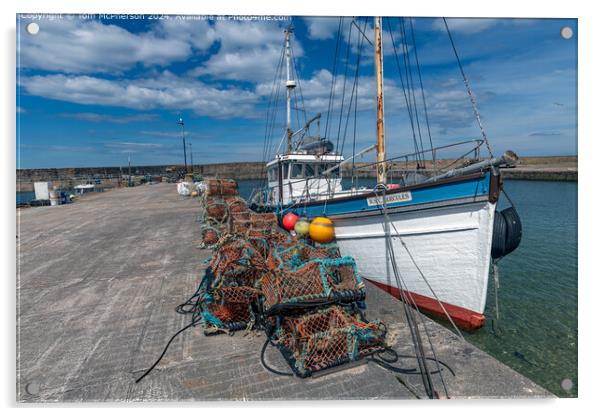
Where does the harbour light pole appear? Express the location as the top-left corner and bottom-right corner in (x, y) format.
(178, 117), (188, 174)
(128, 153), (132, 186)
(188, 143), (193, 173)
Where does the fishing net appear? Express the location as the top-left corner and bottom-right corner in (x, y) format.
(270, 241), (341, 269)
(268, 305), (386, 377)
(261, 257), (365, 315)
(209, 239), (267, 285)
(199, 225), (224, 248)
(230, 211), (281, 238)
(225, 196), (248, 214)
(198, 286), (263, 333)
(205, 198), (229, 223)
(205, 178), (239, 197)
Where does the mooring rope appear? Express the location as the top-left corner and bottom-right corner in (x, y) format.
(375, 185), (439, 398)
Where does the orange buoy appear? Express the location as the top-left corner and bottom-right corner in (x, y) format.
(282, 212), (299, 231)
(309, 216), (335, 243)
(294, 218), (310, 237)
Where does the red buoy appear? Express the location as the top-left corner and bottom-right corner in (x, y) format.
(282, 212), (299, 231)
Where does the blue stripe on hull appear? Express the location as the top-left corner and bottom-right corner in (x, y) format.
(276, 172), (491, 218)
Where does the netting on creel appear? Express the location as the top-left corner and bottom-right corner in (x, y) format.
(205, 178), (239, 197)
(230, 212), (281, 238)
(261, 256), (365, 315)
(267, 241), (341, 270)
(196, 180), (242, 249)
(267, 305), (387, 377)
(184, 178), (387, 376)
(201, 286), (263, 333)
(225, 196), (248, 214)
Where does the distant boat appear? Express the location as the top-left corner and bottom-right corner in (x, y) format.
(74, 183), (95, 195)
(251, 19), (522, 330)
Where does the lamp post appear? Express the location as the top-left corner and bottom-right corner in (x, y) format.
(188, 143), (193, 174)
(178, 117), (188, 174)
(128, 153), (132, 187)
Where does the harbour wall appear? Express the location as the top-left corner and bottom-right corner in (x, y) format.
(16, 156), (577, 192)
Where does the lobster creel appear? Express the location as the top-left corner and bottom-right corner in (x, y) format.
(266, 305), (387, 377)
(182, 178), (388, 376)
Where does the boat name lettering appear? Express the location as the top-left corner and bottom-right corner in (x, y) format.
(366, 192), (412, 206)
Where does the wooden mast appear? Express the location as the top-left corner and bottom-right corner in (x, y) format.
(374, 17), (387, 184)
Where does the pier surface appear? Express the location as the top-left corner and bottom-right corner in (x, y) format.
(17, 184), (551, 401)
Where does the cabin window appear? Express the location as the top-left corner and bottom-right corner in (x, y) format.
(268, 167), (277, 182)
(282, 164), (289, 179)
(305, 164), (315, 177)
(319, 163), (339, 176)
(291, 163), (304, 179)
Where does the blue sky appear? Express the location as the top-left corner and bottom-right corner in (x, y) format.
(16, 15), (577, 168)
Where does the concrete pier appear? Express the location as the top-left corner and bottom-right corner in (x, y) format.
(16, 183), (551, 401)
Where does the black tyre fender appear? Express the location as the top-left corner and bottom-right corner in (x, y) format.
(491, 210), (507, 259)
(501, 206), (522, 255)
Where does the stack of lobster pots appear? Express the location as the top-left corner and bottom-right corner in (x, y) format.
(192, 178), (387, 377)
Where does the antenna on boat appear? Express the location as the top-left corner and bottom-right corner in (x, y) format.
(284, 27), (296, 154)
(374, 17), (387, 185)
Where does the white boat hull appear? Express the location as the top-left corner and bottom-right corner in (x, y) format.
(334, 200), (496, 322)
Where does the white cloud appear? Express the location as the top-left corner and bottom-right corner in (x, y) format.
(263, 68), (410, 113)
(303, 17), (341, 40)
(140, 130), (196, 138)
(19, 72), (260, 118)
(154, 18), (216, 51)
(18, 18), (298, 78)
(189, 20), (300, 83)
(432, 18), (498, 34)
(102, 141), (168, 155)
(257, 67), (493, 141)
(18, 19), (201, 74)
(191, 44), (284, 83)
(60, 112), (160, 123)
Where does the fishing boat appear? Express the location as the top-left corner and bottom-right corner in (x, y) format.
(250, 18), (522, 330)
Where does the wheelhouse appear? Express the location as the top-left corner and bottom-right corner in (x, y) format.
(266, 153), (344, 206)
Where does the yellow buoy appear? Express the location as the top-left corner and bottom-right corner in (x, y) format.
(309, 216), (335, 243)
(294, 218), (310, 237)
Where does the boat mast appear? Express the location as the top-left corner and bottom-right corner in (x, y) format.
(374, 17), (387, 185)
(285, 28), (296, 154)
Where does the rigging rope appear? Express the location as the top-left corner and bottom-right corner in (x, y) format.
(409, 18), (436, 164)
(335, 19), (354, 155)
(400, 17), (427, 168)
(262, 41), (287, 176)
(491, 260), (501, 336)
(340, 17), (368, 166)
(386, 18), (422, 167)
(324, 17), (344, 141)
(375, 184), (438, 398)
(442, 17), (494, 158)
(290, 41), (308, 129)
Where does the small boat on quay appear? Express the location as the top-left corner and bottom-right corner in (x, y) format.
(250, 18), (522, 330)
(74, 183), (96, 195)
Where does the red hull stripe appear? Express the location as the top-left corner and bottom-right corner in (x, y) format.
(365, 278), (486, 331)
